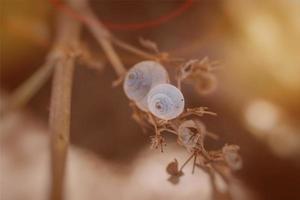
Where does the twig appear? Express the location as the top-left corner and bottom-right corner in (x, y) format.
(51, 0), (159, 78)
(192, 153), (197, 174)
(49, 56), (75, 200)
(179, 153), (195, 171)
(78, 43), (106, 72)
(72, 0), (126, 77)
(111, 36), (156, 60)
(49, 1), (81, 199)
(0, 58), (56, 116)
(70, 0), (162, 77)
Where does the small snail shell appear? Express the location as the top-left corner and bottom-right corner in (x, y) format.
(123, 61), (169, 111)
(147, 83), (184, 120)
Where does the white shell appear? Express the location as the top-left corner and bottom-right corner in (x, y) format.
(123, 61), (169, 111)
(147, 84), (184, 120)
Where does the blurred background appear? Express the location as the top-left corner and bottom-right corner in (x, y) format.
(1, 0), (300, 200)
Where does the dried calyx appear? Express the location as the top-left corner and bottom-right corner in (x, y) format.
(177, 57), (219, 94)
(177, 119), (206, 151)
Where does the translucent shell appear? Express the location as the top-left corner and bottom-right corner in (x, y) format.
(123, 61), (169, 111)
(147, 84), (184, 120)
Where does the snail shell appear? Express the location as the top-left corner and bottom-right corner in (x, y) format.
(147, 83), (184, 120)
(123, 61), (169, 111)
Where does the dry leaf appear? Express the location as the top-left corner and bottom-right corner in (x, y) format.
(166, 159), (184, 185)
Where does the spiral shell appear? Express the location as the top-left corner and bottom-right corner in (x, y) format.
(147, 84), (184, 120)
(123, 61), (169, 111)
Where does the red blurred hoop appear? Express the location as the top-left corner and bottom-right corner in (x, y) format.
(49, 0), (194, 31)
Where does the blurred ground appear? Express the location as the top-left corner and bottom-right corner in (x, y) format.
(1, 107), (255, 200)
(1, 0), (300, 200)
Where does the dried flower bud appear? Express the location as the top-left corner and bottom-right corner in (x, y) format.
(166, 159), (181, 176)
(222, 144), (243, 170)
(177, 120), (206, 151)
(195, 72), (217, 95)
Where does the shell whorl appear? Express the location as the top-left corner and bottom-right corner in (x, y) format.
(147, 84), (184, 120)
(123, 61), (169, 111)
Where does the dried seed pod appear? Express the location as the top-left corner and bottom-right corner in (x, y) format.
(147, 83), (184, 120)
(177, 120), (206, 150)
(222, 145), (243, 170)
(123, 61), (169, 111)
(166, 159), (180, 176)
(195, 72), (217, 95)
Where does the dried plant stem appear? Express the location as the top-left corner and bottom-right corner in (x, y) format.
(179, 153), (195, 171)
(192, 154), (197, 173)
(49, 57), (75, 200)
(2, 0), (158, 116)
(80, 5), (155, 61)
(72, 0), (157, 77)
(73, 0), (126, 77)
(49, 1), (81, 199)
(1, 59), (56, 116)
(98, 38), (125, 76)
(111, 36), (156, 60)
